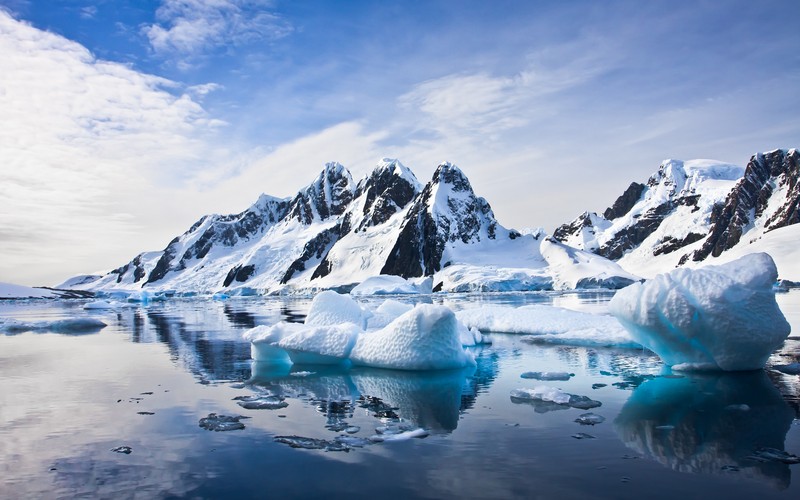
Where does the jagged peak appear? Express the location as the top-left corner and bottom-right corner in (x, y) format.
(368, 158), (422, 189)
(431, 162), (473, 192)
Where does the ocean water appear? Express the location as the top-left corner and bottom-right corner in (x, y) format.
(1, 291), (799, 499)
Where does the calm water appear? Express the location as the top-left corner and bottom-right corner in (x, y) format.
(1, 291), (799, 499)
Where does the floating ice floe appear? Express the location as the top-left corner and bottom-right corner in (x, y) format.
(198, 413), (249, 431)
(609, 253), (791, 371)
(0, 317), (107, 334)
(574, 413), (606, 425)
(244, 323), (300, 363)
(233, 394), (288, 410)
(510, 386), (602, 412)
(350, 304), (476, 370)
(83, 300), (118, 310)
(457, 305), (640, 348)
(350, 275), (432, 296)
(520, 371), (574, 381)
(365, 299), (414, 329)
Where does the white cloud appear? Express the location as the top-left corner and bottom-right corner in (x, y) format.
(0, 11), (232, 285)
(142, 0), (291, 63)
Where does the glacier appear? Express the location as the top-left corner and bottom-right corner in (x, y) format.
(609, 253), (791, 371)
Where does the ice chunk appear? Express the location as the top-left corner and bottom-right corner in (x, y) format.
(305, 290), (371, 329)
(520, 371), (574, 381)
(511, 386), (602, 410)
(457, 305), (640, 348)
(370, 427), (429, 442)
(350, 304), (476, 370)
(198, 413), (249, 431)
(609, 253), (791, 371)
(772, 362), (800, 375)
(350, 275), (431, 295)
(83, 300), (117, 310)
(510, 386), (571, 405)
(233, 394), (288, 410)
(278, 323), (361, 365)
(0, 317), (107, 334)
(574, 413), (606, 425)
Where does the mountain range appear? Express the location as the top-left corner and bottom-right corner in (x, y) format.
(62, 148), (799, 295)
(554, 148), (799, 280)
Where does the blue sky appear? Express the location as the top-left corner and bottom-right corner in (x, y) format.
(1, 0), (799, 285)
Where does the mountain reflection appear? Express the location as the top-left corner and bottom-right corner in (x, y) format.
(614, 370), (796, 489)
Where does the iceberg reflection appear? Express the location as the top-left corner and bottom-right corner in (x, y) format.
(614, 371), (795, 489)
(249, 360), (482, 435)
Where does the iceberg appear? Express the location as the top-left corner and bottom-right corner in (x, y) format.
(350, 304), (476, 370)
(609, 253), (791, 371)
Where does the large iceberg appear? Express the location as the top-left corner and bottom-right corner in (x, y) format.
(245, 293), (475, 370)
(350, 304), (476, 370)
(609, 253), (791, 371)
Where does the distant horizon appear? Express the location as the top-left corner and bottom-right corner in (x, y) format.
(2, 1), (799, 286)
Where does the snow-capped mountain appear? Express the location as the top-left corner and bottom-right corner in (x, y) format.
(554, 148), (799, 279)
(70, 159), (637, 294)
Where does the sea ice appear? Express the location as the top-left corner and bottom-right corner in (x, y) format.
(304, 290), (371, 329)
(0, 317), (107, 334)
(574, 413), (606, 425)
(198, 413), (249, 431)
(457, 305), (640, 348)
(83, 300), (117, 310)
(365, 299), (414, 329)
(609, 253), (791, 371)
(350, 275), (430, 295)
(233, 394), (289, 410)
(510, 386), (601, 410)
(349, 304), (476, 370)
(243, 323), (300, 363)
(520, 371), (574, 381)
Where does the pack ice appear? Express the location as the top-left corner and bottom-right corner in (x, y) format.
(609, 253), (791, 371)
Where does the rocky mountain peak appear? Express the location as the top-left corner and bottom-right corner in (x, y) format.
(287, 162), (355, 224)
(432, 162), (472, 192)
(353, 159), (421, 231)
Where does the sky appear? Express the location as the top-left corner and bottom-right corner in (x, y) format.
(1, 0), (798, 286)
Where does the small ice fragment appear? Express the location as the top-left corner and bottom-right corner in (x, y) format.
(572, 433), (596, 439)
(335, 435), (371, 448)
(229, 382), (246, 389)
(345, 426), (360, 434)
(520, 371), (574, 381)
(725, 404), (750, 411)
(772, 362), (800, 375)
(747, 447), (800, 464)
(510, 386), (571, 405)
(137, 411), (154, 416)
(290, 371), (315, 377)
(110, 446), (132, 454)
(274, 436), (329, 450)
(84, 300), (116, 310)
(198, 413), (248, 431)
(592, 383), (607, 389)
(233, 395), (288, 410)
(654, 425), (675, 431)
(568, 395), (602, 410)
(371, 428), (429, 442)
(574, 413), (605, 425)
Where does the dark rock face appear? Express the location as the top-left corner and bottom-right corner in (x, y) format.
(111, 253), (148, 284)
(381, 163), (498, 278)
(353, 161), (419, 231)
(280, 215), (351, 284)
(143, 196), (289, 285)
(689, 149), (799, 262)
(553, 212), (597, 243)
(596, 201), (674, 260)
(287, 162), (354, 224)
(223, 264), (255, 287)
(603, 182), (646, 220)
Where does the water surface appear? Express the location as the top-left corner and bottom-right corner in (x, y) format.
(1, 291), (799, 499)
